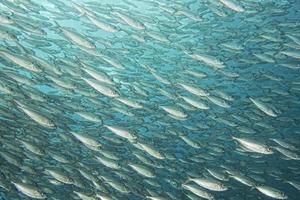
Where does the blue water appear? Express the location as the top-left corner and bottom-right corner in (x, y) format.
(0, 0), (300, 199)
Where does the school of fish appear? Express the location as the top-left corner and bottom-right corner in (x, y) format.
(0, 0), (300, 199)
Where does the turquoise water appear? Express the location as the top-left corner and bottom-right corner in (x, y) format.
(0, 0), (300, 199)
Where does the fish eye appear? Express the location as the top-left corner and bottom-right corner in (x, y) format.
(267, 148), (272, 152)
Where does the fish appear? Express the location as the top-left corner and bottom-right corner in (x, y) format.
(55, 22), (96, 49)
(273, 146), (300, 160)
(180, 96), (210, 110)
(0, 15), (15, 24)
(81, 63), (114, 85)
(19, 139), (45, 156)
(73, 191), (97, 200)
(113, 11), (145, 30)
(137, 142), (165, 160)
(128, 163), (155, 178)
(232, 136), (273, 154)
(71, 132), (102, 150)
(82, 78), (119, 97)
(0, 29), (18, 40)
(45, 169), (74, 185)
(0, 51), (41, 72)
(15, 101), (55, 128)
(256, 186), (288, 199)
(285, 181), (300, 191)
(75, 111), (102, 123)
(186, 177), (228, 191)
(182, 183), (215, 199)
(159, 105), (188, 119)
(219, 0), (245, 13)
(87, 15), (118, 33)
(187, 53), (225, 69)
(178, 83), (210, 97)
(249, 98), (277, 117)
(0, 0), (299, 199)
(12, 182), (46, 199)
(178, 132), (202, 149)
(104, 125), (137, 140)
(95, 155), (121, 170)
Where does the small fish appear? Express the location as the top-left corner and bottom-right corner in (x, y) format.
(182, 183), (215, 199)
(179, 83), (210, 97)
(128, 163), (155, 178)
(12, 182), (46, 199)
(87, 15), (118, 33)
(219, 0), (245, 12)
(71, 132), (101, 150)
(186, 177), (228, 191)
(232, 136), (273, 154)
(104, 125), (137, 140)
(138, 142), (165, 160)
(160, 105), (188, 119)
(1, 51), (41, 72)
(82, 78), (119, 97)
(256, 186), (288, 199)
(250, 98), (277, 117)
(113, 11), (145, 30)
(55, 22), (96, 49)
(15, 101), (55, 128)
(273, 146), (300, 160)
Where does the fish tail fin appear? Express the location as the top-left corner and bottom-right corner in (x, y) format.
(250, 181), (258, 190)
(182, 176), (193, 186)
(53, 20), (60, 28)
(74, 55), (82, 65)
(177, 131), (184, 137)
(52, 20), (62, 33)
(230, 135), (237, 140)
(250, 185), (256, 191)
(128, 137), (138, 144)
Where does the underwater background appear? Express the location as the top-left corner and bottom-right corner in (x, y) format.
(0, 0), (300, 199)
